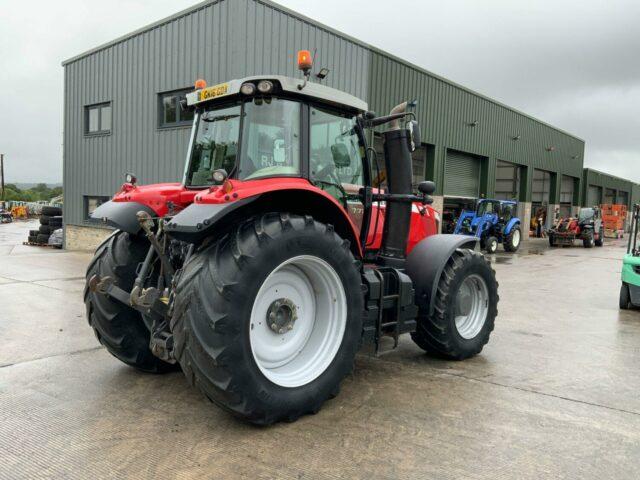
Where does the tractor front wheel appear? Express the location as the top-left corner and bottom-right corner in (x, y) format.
(504, 226), (521, 252)
(84, 231), (176, 373)
(171, 213), (363, 425)
(484, 236), (499, 254)
(583, 231), (595, 248)
(595, 227), (604, 247)
(411, 249), (498, 360)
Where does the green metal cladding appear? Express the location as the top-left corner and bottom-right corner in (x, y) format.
(583, 168), (640, 209)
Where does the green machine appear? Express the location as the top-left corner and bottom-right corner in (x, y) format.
(620, 204), (640, 309)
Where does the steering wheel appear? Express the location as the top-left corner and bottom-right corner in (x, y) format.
(316, 162), (336, 181)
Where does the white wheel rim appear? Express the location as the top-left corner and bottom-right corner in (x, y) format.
(249, 255), (347, 388)
(512, 229), (521, 247)
(454, 274), (489, 339)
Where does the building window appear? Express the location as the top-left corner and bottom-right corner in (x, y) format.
(85, 103), (111, 135)
(84, 195), (110, 221)
(158, 88), (194, 128)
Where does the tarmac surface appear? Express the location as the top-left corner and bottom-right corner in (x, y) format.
(1, 219), (639, 479)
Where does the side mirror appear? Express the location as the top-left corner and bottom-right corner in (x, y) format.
(407, 120), (421, 152)
(331, 143), (351, 168)
(418, 181), (436, 195)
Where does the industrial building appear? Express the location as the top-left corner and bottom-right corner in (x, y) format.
(61, 0), (638, 249)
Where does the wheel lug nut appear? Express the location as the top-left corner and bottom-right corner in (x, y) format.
(269, 312), (275, 319)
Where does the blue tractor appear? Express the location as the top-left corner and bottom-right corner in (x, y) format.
(454, 199), (522, 253)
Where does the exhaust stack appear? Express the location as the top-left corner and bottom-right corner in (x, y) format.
(378, 102), (413, 265)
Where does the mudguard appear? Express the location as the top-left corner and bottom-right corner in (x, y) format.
(405, 234), (479, 316)
(91, 200), (156, 234)
(165, 197), (256, 240)
(504, 218), (520, 235)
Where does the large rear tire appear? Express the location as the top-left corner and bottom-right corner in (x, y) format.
(411, 249), (498, 360)
(84, 230), (176, 373)
(171, 213), (363, 425)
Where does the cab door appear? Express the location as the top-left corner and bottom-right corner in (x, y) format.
(308, 106), (365, 229)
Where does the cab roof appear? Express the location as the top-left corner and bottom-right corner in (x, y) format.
(186, 75), (368, 113)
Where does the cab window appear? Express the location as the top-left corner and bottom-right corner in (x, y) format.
(309, 106), (364, 205)
(238, 99), (301, 180)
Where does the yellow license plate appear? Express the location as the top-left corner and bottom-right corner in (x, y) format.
(199, 83), (229, 101)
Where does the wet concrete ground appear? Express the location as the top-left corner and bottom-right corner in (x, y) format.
(1, 220), (639, 479)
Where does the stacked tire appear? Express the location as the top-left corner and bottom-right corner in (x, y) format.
(33, 206), (63, 245)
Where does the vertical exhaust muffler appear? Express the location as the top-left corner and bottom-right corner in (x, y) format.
(378, 102), (413, 266)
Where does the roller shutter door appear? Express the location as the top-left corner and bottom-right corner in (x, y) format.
(587, 185), (601, 207)
(604, 188), (616, 205)
(559, 175), (575, 217)
(618, 191), (629, 207)
(532, 169), (551, 204)
(444, 150), (480, 198)
(495, 160), (520, 201)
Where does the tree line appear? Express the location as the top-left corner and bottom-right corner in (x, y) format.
(2, 183), (63, 202)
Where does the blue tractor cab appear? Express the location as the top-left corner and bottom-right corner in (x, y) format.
(454, 199), (522, 253)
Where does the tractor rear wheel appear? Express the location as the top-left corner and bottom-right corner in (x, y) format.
(171, 213), (363, 425)
(620, 283), (631, 310)
(503, 226), (521, 252)
(411, 249), (498, 360)
(84, 230), (176, 373)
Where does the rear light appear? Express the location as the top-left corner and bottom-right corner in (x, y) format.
(257, 80), (274, 94)
(240, 82), (256, 95)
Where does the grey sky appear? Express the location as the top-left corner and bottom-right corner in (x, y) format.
(1, 0), (638, 183)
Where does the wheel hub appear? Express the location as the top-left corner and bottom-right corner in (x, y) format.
(267, 298), (298, 334)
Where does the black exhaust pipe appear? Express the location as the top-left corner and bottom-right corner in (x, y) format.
(378, 102), (412, 266)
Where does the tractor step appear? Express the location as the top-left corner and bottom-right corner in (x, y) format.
(361, 266), (418, 355)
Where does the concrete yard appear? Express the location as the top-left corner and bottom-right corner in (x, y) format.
(1, 219), (639, 479)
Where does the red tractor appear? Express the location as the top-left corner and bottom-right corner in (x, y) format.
(86, 52), (499, 424)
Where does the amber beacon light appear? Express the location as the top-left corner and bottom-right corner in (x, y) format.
(297, 50), (312, 72)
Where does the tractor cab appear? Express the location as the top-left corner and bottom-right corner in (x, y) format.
(168, 70), (439, 258)
(577, 207), (600, 228)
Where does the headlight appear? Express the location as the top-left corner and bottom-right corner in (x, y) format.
(240, 82), (256, 95)
(257, 80), (274, 94)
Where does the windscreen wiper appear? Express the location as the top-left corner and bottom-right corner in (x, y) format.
(202, 113), (240, 123)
